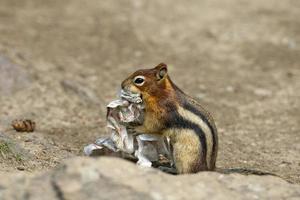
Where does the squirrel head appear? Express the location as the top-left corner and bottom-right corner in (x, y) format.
(121, 63), (174, 102)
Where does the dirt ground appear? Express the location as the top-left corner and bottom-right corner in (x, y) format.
(0, 0), (299, 183)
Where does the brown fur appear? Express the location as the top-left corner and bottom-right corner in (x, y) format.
(121, 64), (178, 134)
(121, 63), (217, 173)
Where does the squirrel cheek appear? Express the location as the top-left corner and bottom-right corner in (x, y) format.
(129, 84), (142, 94)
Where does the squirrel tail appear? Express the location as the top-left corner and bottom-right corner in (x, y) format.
(216, 167), (277, 176)
(216, 167), (294, 183)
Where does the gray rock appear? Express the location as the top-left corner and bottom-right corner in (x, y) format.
(0, 157), (299, 200)
(0, 55), (30, 95)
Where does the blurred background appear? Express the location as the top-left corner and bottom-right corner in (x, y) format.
(0, 0), (299, 183)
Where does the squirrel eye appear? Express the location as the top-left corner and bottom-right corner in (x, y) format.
(133, 76), (145, 86)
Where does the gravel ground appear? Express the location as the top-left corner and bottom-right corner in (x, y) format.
(0, 0), (299, 183)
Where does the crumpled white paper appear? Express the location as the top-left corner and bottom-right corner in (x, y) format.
(84, 90), (171, 168)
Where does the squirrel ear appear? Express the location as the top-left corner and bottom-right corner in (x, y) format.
(155, 63), (168, 80)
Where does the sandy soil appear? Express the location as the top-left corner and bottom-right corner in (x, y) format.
(0, 0), (299, 183)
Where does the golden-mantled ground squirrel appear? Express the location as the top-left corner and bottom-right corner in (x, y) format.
(121, 63), (218, 174)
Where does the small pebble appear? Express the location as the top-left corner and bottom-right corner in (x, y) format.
(17, 166), (25, 171)
(196, 93), (206, 99)
(254, 88), (272, 97)
(218, 174), (225, 180)
(225, 86), (235, 92)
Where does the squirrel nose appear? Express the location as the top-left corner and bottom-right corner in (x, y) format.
(121, 82), (126, 90)
(121, 79), (129, 90)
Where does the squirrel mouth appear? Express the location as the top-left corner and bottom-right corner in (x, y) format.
(120, 89), (143, 104)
